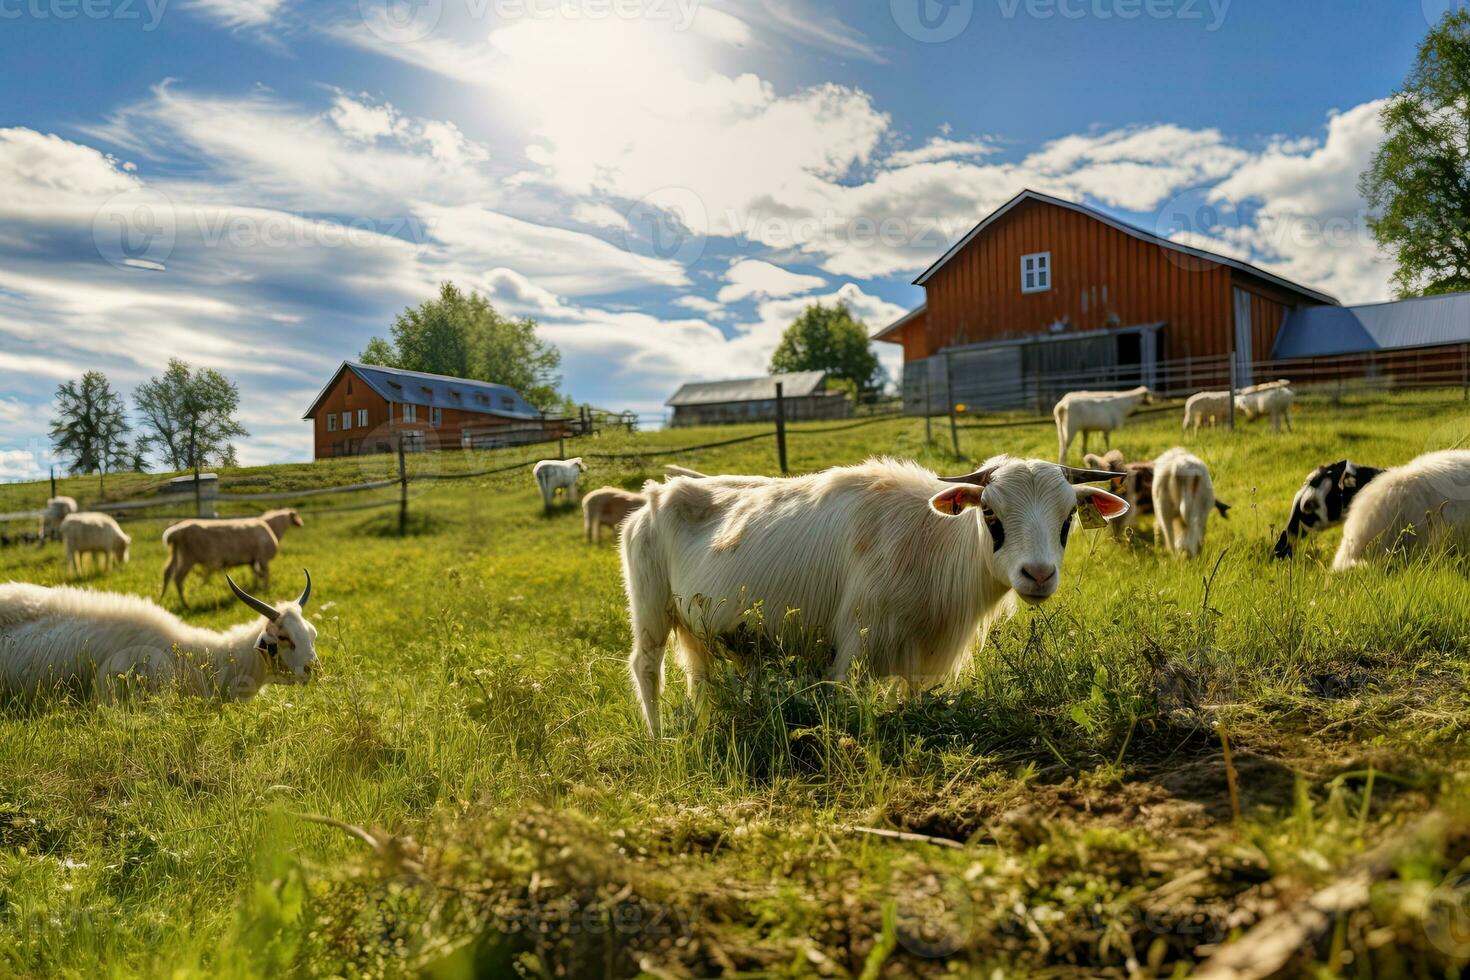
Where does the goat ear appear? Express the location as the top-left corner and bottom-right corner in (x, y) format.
(1075, 486), (1129, 528)
(929, 485), (984, 516)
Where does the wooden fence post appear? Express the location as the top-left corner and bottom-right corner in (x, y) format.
(1463, 343), (1468, 403)
(1228, 360), (1238, 430)
(945, 352), (960, 457)
(774, 382), (788, 475)
(397, 436), (408, 536)
(193, 462), (204, 518)
(49, 467), (56, 500)
(558, 433), (566, 459)
(923, 370), (933, 446)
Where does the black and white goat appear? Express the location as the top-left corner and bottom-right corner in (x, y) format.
(1272, 460), (1383, 559)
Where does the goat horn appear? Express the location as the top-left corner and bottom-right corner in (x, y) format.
(228, 575), (280, 622)
(938, 464), (999, 487)
(296, 569), (312, 610)
(1058, 465), (1126, 485)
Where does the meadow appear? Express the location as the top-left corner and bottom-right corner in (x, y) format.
(2, 389), (1470, 978)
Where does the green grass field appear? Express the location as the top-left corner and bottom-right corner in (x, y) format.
(3, 390), (1470, 977)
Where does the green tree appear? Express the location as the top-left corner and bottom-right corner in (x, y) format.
(133, 359), (248, 473)
(1361, 10), (1470, 297)
(361, 282), (566, 411)
(49, 371), (131, 491)
(769, 301), (881, 391)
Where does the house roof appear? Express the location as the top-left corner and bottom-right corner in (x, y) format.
(912, 189), (1340, 307)
(302, 361), (543, 421)
(1272, 291), (1470, 358)
(666, 371), (828, 407)
(874, 304), (927, 342)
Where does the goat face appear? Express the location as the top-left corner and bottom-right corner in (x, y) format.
(259, 606), (320, 683)
(1273, 460), (1382, 559)
(930, 458), (1128, 603)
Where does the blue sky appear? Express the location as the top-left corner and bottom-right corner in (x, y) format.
(0, 0), (1439, 476)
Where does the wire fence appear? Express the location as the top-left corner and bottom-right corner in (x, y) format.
(6, 352), (1467, 542)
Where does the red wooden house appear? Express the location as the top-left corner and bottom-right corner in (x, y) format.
(875, 189), (1340, 411)
(302, 361), (551, 460)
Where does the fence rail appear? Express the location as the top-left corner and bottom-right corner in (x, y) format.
(5, 360), (1466, 539)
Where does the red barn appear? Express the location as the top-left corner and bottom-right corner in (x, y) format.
(876, 189), (1339, 411)
(302, 361), (550, 460)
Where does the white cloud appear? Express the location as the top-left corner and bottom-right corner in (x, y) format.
(673, 295), (726, 318)
(571, 202), (632, 231)
(0, 128), (138, 220)
(716, 259), (825, 304)
(887, 136), (998, 168)
(184, 0), (287, 29)
(328, 94), (400, 142)
(0, 448), (44, 482)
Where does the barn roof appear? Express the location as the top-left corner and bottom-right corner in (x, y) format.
(302, 361), (543, 420)
(874, 304), (926, 342)
(666, 371), (828, 407)
(1272, 291), (1470, 358)
(913, 189), (1340, 307)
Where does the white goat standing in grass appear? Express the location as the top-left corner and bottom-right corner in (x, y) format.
(620, 456), (1129, 737)
(1053, 386), (1154, 462)
(1152, 447), (1220, 558)
(1183, 391), (1233, 432)
(0, 572), (316, 703)
(1235, 385), (1295, 433)
(39, 496), (77, 544)
(59, 512), (130, 574)
(1332, 450), (1470, 571)
(533, 458), (587, 511)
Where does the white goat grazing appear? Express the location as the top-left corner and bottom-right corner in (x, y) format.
(1240, 378), (1291, 394)
(533, 458), (587, 510)
(1054, 386), (1155, 462)
(1235, 385), (1295, 433)
(39, 496), (78, 544)
(59, 513), (130, 574)
(1152, 448), (1219, 557)
(160, 518), (280, 603)
(260, 508), (303, 541)
(582, 487), (646, 543)
(1332, 450), (1470, 571)
(620, 456), (1129, 736)
(0, 572), (316, 703)
(1183, 391), (1232, 432)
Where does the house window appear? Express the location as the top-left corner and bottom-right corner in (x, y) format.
(358, 408), (369, 428)
(501, 396), (514, 409)
(327, 413), (337, 432)
(430, 407), (442, 427)
(341, 411), (353, 430)
(403, 404), (417, 423)
(1021, 252), (1051, 294)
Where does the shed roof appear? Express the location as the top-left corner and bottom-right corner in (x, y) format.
(874, 304), (927, 342)
(1272, 291), (1470, 358)
(913, 189), (1339, 307)
(666, 371), (828, 407)
(302, 361), (543, 420)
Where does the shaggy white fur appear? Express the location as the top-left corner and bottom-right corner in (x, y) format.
(1332, 450), (1470, 570)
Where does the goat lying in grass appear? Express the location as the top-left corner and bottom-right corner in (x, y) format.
(0, 572), (316, 703)
(1332, 450), (1470, 570)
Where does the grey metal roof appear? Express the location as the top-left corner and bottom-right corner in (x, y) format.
(666, 371), (828, 407)
(874, 304), (926, 341)
(913, 189), (1340, 307)
(1272, 292), (1470, 358)
(302, 361), (542, 420)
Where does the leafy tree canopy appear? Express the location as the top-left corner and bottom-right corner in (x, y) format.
(133, 359), (247, 472)
(50, 371), (131, 478)
(361, 283), (566, 412)
(1361, 9), (1470, 296)
(769, 301), (881, 391)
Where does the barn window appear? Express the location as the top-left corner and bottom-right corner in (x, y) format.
(341, 411), (353, 430)
(403, 404), (418, 423)
(1021, 252), (1051, 294)
(430, 407), (442, 426)
(327, 414), (337, 432)
(358, 409), (369, 427)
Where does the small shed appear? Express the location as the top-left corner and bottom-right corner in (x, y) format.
(666, 371), (851, 427)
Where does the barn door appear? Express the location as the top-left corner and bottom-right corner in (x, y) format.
(1232, 288), (1254, 388)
